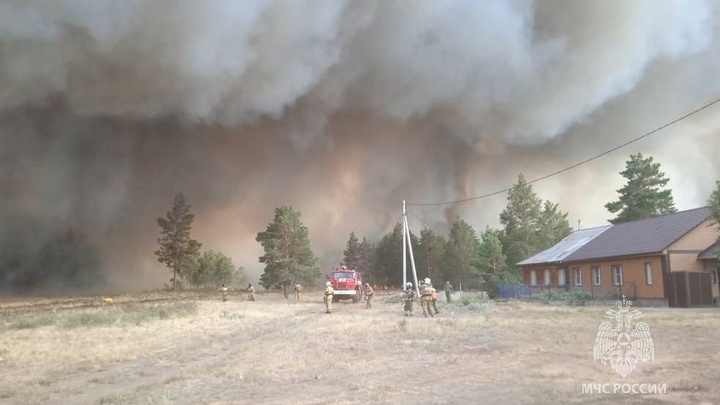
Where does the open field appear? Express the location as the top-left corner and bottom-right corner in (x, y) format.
(1, 291), (718, 405)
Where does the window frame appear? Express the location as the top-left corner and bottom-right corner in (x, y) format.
(544, 269), (551, 286)
(612, 264), (624, 286)
(558, 268), (567, 286)
(592, 266), (601, 286)
(573, 267), (582, 286)
(645, 262), (654, 285)
(530, 270), (537, 286)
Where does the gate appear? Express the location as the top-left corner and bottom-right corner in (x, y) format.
(667, 271), (713, 308)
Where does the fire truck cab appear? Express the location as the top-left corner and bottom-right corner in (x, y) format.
(328, 266), (363, 303)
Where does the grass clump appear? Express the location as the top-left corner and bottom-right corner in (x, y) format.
(2, 313), (56, 331)
(61, 302), (197, 328)
(1, 301), (198, 332)
(451, 296), (495, 312)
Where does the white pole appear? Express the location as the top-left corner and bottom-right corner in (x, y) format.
(404, 214), (421, 297)
(402, 200), (407, 291)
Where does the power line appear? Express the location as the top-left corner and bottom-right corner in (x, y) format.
(406, 212), (434, 230)
(406, 96), (720, 207)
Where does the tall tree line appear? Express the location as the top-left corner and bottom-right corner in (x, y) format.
(362, 153), (684, 292)
(341, 173), (571, 294)
(160, 153), (695, 297)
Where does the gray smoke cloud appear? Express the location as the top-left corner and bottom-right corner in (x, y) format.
(2, 0), (720, 292)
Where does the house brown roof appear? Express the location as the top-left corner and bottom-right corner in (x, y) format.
(698, 242), (719, 260)
(564, 207), (711, 262)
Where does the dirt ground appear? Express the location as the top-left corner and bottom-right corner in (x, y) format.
(0, 291), (718, 405)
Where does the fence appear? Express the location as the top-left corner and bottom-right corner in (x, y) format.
(498, 282), (637, 301)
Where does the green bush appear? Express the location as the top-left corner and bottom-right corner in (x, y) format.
(534, 289), (593, 301)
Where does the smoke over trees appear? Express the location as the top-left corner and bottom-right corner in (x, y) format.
(2, 1), (720, 293)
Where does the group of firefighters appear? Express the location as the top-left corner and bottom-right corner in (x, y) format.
(322, 277), (455, 316)
(220, 282), (256, 302)
(220, 281), (303, 302)
(221, 274), (456, 318)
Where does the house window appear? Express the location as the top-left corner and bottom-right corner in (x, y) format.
(530, 270), (537, 286)
(592, 266), (601, 285)
(544, 269), (551, 285)
(612, 265), (624, 286)
(558, 269), (567, 286)
(645, 262), (653, 285)
(574, 267), (582, 286)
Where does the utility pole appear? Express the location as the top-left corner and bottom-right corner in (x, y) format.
(402, 200), (420, 297)
(426, 243), (432, 279)
(403, 200), (407, 291)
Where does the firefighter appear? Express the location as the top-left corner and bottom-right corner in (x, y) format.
(220, 283), (228, 302)
(443, 280), (455, 303)
(403, 282), (415, 317)
(324, 281), (334, 313)
(247, 283), (255, 301)
(294, 283), (302, 300)
(428, 278), (440, 315)
(364, 282), (374, 309)
(419, 278), (435, 318)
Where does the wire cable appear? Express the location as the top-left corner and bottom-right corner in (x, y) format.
(406, 212), (434, 230)
(406, 97), (720, 206)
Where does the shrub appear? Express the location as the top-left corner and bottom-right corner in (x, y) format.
(534, 289), (593, 301)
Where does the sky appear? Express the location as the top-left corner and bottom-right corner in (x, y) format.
(1, 0), (720, 291)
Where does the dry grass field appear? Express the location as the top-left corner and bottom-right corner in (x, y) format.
(1, 291), (718, 405)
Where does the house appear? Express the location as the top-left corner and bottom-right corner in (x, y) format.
(518, 207), (719, 307)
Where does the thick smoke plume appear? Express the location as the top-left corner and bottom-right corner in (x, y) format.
(2, 0), (720, 293)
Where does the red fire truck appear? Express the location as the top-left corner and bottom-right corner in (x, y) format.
(328, 266), (363, 303)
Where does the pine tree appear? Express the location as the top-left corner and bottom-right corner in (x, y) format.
(373, 223), (419, 286)
(256, 206), (320, 298)
(605, 153), (677, 224)
(342, 232), (361, 269)
(474, 228), (507, 278)
(474, 227), (516, 298)
(418, 228), (447, 282)
(356, 236), (375, 281)
(537, 201), (572, 251)
(373, 223), (403, 286)
(708, 180), (720, 262)
(500, 174), (542, 268)
(442, 217), (480, 286)
(155, 192), (202, 290)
